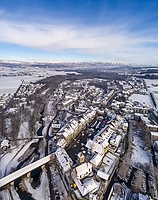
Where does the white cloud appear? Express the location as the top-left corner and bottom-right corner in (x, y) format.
(0, 21), (128, 50)
(0, 19), (158, 64)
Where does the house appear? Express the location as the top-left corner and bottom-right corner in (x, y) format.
(95, 137), (109, 150)
(109, 134), (122, 148)
(55, 148), (73, 173)
(1, 139), (10, 151)
(77, 152), (85, 164)
(90, 153), (104, 168)
(52, 120), (61, 129)
(97, 152), (118, 181)
(141, 116), (158, 131)
(151, 132), (158, 140)
(101, 129), (113, 141)
(147, 124), (158, 132)
(56, 138), (67, 148)
(74, 162), (92, 180)
(86, 140), (104, 155)
(71, 161), (98, 197)
(63, 126), (75, 143)
(122, 121), (128, 131)
(72, 175), (98, 197)
(58, 109), (96, 147)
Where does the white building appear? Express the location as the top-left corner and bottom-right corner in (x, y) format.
(74, 162), (92, 180)
(55, 148), (73, 173)
(52, 120), (61, 129)
(72, 161), (98, 197)
(97, 152), (118, 181)
(72, 175), (98, 197)
(109, 134), (122, 147)
(86, 140), (104, 155)
(90, 153), (104, 168)
(1, 139), (10, 151)
(57, 109), (96, 147)
(56, 138), (67, 148)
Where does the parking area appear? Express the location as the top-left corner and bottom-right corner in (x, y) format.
(66, 115), (110, 164)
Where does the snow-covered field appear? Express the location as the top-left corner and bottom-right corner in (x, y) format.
(129, 93), (152, 106)
(131, 131), (150, 166)
(145, 79), (158, 101)
(128, 79), (158, 108)
(0, 68), (67, 95)
(0, 76), (23, 94)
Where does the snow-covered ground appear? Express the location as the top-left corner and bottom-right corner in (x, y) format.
(0, 68), (67, 95)
(0, 116), (43, 178)
(0, 76), (57, 198)
(145, 79), (158, 102)
(0, 188), (20, 200)
(131, 131), (150, 166)
(24, 168), (50, 200)
(129, 93), (152, 107)
(0, 76), (43, 95)
(0, 167), (50, 200)
(0, 139), (39, 178)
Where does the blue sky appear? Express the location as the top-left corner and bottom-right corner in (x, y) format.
(0, 0), (158, 64)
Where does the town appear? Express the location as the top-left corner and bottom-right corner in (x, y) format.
(0, 66), (158, 200)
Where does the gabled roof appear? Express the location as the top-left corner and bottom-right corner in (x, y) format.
(1, 140), (9, 148)
(74, 162), (92, 178)
(55, 148), (73, 172)
(56, 138), (67, 148)
(90, 153), (104, 167)
(86, 140), (104, 155)
(72, 172), (98, 197)
(97, 170), (110, 180)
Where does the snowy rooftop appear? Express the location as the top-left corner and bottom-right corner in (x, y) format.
(72, 171), (98, 197)
(97, 170), (110, 180)
(151, 131), (158, 137)
(55, 148), (73, 172)
(97, 152), (118, 180)
(56, 138), (67, 148)
(90, 153), (104, 167)
(129, 93), (152, 107)
(1, 139), (10, 148)
(86, 140), (104, 155)
(74, 162), (92, 179)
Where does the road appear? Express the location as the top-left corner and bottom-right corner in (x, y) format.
(44, 100), (60, 200)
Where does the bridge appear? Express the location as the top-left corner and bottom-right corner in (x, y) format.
(0, 153), (54, 189)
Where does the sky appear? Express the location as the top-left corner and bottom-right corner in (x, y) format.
(0, 0), (158, 64)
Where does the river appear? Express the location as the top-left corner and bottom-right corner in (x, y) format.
(14, 109), (45, 199)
